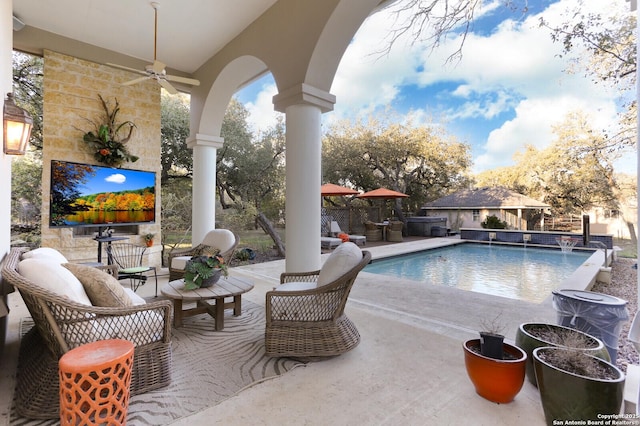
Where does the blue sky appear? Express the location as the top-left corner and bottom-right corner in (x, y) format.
(238, 0), (634, 174)
(76, 166), (155, 196)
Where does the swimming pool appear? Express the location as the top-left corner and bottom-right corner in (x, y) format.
(363, 244), (593, 303)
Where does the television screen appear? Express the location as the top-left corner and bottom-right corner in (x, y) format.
(49, 160), (156, 228)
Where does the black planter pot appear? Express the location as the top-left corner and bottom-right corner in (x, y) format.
(515, 323), (610, 387)
(533, 347), (625, 426)
(479, 332), (504, 359)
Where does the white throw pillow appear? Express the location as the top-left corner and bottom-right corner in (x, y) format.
(316, 242), (362, 287)
(21, 247), (68, 263)
(18, 258), (92, 305)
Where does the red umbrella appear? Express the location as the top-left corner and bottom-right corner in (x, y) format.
(356, 187), (408, 199)
(321, 183), (359, 196)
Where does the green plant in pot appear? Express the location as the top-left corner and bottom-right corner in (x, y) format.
(533, 345), (624, 426)
(144, 233), (155, 247)
(184, 255), (228, 290)
(515, 322), (609, 387)
(79, 94), (139, 167)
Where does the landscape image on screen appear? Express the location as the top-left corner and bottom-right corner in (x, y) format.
(49, 160), (156, 227)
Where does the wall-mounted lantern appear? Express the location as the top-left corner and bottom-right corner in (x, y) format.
(3, 93), (33, 155)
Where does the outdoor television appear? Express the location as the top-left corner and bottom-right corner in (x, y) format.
(49, 160), (156, 228)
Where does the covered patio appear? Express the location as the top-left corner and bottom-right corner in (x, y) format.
(3, 0), (392, 275)
(2, 1), (639, 425)
(1, 238), (561, 424)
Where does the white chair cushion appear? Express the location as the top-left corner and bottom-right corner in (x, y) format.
(275, 281), (317, 292)
(62, 263), (133, 307)
(317, 242), (362, 287)
(21, 247), (68, 263)
(18, 258), (92, 305)
(201, 229), (235, 251)
(171, 255), (191, 270)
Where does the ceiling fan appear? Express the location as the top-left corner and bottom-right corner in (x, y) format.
(107, 2), (200, 94)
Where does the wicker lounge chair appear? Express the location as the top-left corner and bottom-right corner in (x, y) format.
(328, 221), (366, 246)
(321, 236), (343, 250)
(168, 229), (239, 281)
(265, 242), (371, 360)
(2, 247), (172, 420)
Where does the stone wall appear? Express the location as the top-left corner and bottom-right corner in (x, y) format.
(41, 50), (162, 266)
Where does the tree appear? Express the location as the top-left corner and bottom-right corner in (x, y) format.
(160, 92), (192, 184)
(11, 154), (42, 227)
(12, 51), (43, 152)
(216, 98), (255, 208)
(539, 4), (636, 153)
(216, 100), (286, 216)
(381, 0), (529, 61)
(477, 110), (619, 216)
(322, 114), (472, 219)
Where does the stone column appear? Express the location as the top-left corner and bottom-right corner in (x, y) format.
(274, 84), (335, 272)
(187, 134), (224, 245)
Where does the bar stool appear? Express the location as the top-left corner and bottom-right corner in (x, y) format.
(59, 339), (134, 426)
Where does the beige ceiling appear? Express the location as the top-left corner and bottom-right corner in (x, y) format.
(12, 0), (279, 74)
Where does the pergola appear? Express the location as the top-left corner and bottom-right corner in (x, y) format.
(1, 0), (391, 273)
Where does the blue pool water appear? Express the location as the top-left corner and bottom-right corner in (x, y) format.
(363, 244), (593, 303)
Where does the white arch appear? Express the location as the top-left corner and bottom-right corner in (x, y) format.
(199, 55), (269, 137)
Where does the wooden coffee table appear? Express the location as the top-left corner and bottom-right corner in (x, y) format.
(161, 276), (254, 329)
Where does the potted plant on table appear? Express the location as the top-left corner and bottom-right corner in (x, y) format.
(184, 255), (228, 290)
(463, 315), (527, 404)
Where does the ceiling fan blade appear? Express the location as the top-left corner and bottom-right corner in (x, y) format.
(121, 76), (151, 86)
(158, 78), (178, 94)
(165, 75), (201, 86)
(106, 63), (148, 75)
(151, 60), (166, 74)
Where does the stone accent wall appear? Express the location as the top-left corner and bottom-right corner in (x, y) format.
(42, 50), (162, 266)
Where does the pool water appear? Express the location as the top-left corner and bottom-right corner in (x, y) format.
(363, 244), (592, 303)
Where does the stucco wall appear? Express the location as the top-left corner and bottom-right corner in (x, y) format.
(41, 50), (161, 266)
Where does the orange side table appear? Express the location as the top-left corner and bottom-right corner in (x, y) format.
(59, 339), (135, 426)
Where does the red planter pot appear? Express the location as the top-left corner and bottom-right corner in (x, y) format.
(463, 339), (527, 404)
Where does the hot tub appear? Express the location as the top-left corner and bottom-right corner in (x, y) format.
(406, 216), (447, 237)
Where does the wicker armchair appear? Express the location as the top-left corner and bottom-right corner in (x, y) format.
(387, 220), (404, 242)
(265, 245), (372, 360)
(2, 248), (172, 420)
(364, 220), (382, 242)
(168, 229), (239, 281)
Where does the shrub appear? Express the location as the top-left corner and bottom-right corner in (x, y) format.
(481, 214), (508, 229)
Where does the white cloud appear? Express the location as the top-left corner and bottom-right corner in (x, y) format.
(243, 0), (634, 174)
(243, 81), (279, 133)
(105, 173), (126, 184)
